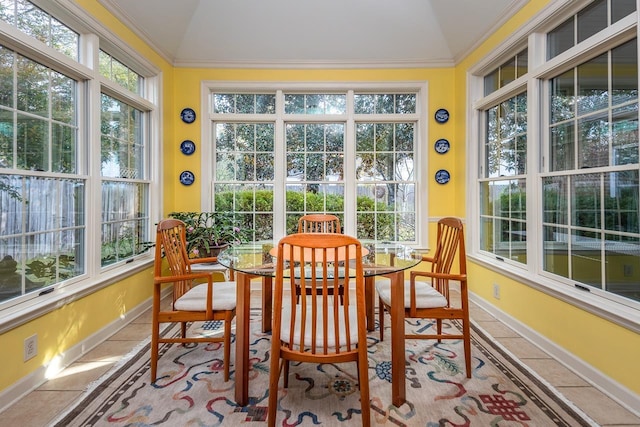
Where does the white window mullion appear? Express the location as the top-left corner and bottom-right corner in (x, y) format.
(85, 33), (102, 276)
(273, 89), (286, 239)
(343, 89), (356, 235)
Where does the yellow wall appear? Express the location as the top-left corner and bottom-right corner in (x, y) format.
(0, 269), (153, 390)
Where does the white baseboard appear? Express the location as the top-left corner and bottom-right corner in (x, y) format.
(0, 288), (171, 413)
(470, 292), (640, 417)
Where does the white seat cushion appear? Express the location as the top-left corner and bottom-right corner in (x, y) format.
(375, 278), (447, 309)
(174, 281), (236, 311)
(280, 305), (360, 348)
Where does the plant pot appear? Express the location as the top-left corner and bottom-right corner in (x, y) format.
(196, 242), (229, 260)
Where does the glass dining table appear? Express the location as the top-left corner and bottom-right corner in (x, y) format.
(217, 239), (424, 407)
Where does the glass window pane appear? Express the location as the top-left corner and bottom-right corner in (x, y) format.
(604, 170), (639, 234)
(17, 56), (48, 117)
(543, 176), (568, 225)
(577, 113), (608, 169)
(612, 104), (639, 166)
(572, 173), (601, 229)
(395, 94), (416, 114)
(480, 216), (494, 252)
(51, 123), (75, 173)
(604, 234), (640, 302)
(550, 69), (575, 124)
(571, 229), (601, 286)
(99, 50), (142, 95)
(0, 109), (14, 167)
(550, 122), (575, 172)
(612, 0), (636, 22)
(255, 94), (276, 114)
(484, 69), (499, 96)
(577, 53), (609, 116)
(500, 57), (516, 87)
(577, 0), (607, 43)
(547, 17), (574, 60)
(0, 45), (14, 108)
(543, 225), (569, 277)
(17, 114), (47, 171)
(516, 48), (528, 78)
(612, 39), (638, 107)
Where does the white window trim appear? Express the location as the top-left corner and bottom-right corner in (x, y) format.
(199, 81), (429, 248)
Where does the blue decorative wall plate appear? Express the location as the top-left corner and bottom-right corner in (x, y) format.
(434, 138), (450, 154)
(435, 169), (451, 184)
(179, 170), (195, 185)
(180, 107), (196, 124)
(434, 108), (449, 124)
(180, 140), (196, 155)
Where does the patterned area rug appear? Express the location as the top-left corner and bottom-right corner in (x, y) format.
(52, 313), (596, 426)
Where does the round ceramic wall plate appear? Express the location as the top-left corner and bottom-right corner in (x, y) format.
(179, 170), (195, 185)
(434, 108), (449, 124)
(434, 138), (450, 154)
(180, 139), (196, 155)
(180, 107), (196, 124)
(435, 169), (451, 184)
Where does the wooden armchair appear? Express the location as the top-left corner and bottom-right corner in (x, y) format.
(151, 219), (236, 382)
(267, 233), (371, 426)
(376, 217), (471, 377)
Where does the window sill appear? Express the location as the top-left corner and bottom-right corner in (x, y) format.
(0, 258), (154, 334)
(468, 254), (640, 334)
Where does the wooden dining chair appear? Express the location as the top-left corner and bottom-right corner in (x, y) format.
(151, 219), (236, 382)
(297, 213), (342, 233)
(267, 233), (371, 427)
(376, 217), (471, 378)
(295, 214), (344, 301)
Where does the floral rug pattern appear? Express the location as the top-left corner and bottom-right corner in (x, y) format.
(52, 314), (595, 426)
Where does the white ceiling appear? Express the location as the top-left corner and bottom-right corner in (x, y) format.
(98, 0), (528, 68)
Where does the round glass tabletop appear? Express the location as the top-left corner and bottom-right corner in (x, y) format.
(216, 239), (424, 277)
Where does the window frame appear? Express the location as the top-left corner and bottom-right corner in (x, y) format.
(0, 1), (161, 332)
(199, 81), (429, 249)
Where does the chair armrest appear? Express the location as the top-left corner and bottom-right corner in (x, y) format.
(154, 271), (214, 285)
(421, 255), (435, 263)
(188, 256), (220, 265)
(410, 270), (467, 282)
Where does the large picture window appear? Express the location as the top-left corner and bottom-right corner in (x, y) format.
(206, 86), (425, 246)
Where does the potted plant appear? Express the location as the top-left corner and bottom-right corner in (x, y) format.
(168, 211), (250, 258)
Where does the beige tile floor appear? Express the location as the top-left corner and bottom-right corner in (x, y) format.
(2, 290), (639, 427)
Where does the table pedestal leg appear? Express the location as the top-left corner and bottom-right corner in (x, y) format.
(234, 272), (250, 406)
(389, 270), (406, 407)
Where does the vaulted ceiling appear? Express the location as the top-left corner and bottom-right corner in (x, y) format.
(98, 0), (528, 68)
